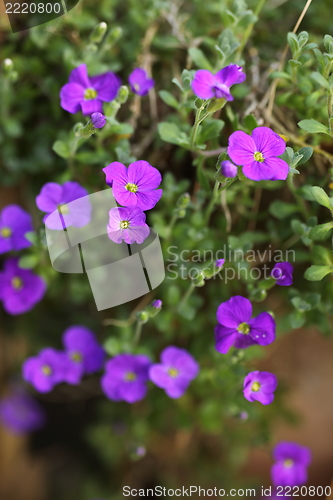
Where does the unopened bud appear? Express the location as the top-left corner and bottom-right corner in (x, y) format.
(177, 193), (190, 209)
(90, 22), (108, 43)
(136, 310), (150, 324)
(2, 58), (13, 74)
(117, 85), (129, 104)
(106, 26), (123, 46)
(191, 270), (205, 287)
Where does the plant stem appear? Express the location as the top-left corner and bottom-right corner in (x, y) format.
(327, 90), (333, 134)
(235, 0), (267, 58)
(190, 105), (210, 150)
(178, 283), (195, 311)
(133, 322), (143, 346)
(287, 173), (308, 220)
(205, 177), (237, 225)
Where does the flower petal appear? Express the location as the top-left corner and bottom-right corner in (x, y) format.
(214, 324), (237, 354)
(68, 64), (91, 88)
(228, 131), (256, 165)
(128, 161), (162, 190)
(216, 295), (252, 327)
(90, 72), (121, 102)
(252, 127), (286, 157)
(81, 98), (103, 115)
(248, 312), (276, 346)
(60, 83), (85, 113)
(215, 64), (246, 86)
(191, 70), (216, 99)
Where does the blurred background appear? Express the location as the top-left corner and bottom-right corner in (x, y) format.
(1, 0), (333, 498)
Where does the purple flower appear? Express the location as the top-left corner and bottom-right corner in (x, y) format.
(0, 388), (46, 434)
(271, 442), (312, 487)
(36, 181), (91, 230)
(0, 205), (33, 254)
(271, 262), (294, 286)
(91, 112), (106, 129)
(23, 348), (70, 393)
(152, 299), (162, 308)
(215, 258), (225, 268)
(215, 295), (276, 354)
(107, 206), (150, 244)
(103, 160), (162, 210)
(149, 346), (199, 399)
(220, 160), (238, 178)
(228, 127), (288, 181)
(243, 371), (278, 405)
(62, 325), (105, 384)
(101, 354), (152, 403)
(60, 64), (121, 115)
(0, 258), (46, 315)
(129, 68), (154, 96)
(191, 64), (246, 100)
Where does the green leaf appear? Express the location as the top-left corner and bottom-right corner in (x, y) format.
(289, 311), (305, 329)
(18, 255), (39, 269)
(24, 231), (38, 244)
(269, 201), (299, 219)
(304, 293), (321, 309)
(298, 119), (330, 134)
(304, 265), (333, 281)
(291, 297), (311, 312)
(158, 90), (179, 109)
(310, 186), (332, 208)
(198, 120), (224, 142)
(308, 222), (333, 240)
(52, 140), (71, 159)
(287, 32), (299, 56)
(158, 122), (181, 145)
(270, 71), (291, 80)
(310, 71), (330, 89)
(188, 47), (213, 71)
(312, 245), (333, 265)
(297, 146), (313, 165)
(289, 59), (302, 68)
(243, 114), (258, 132)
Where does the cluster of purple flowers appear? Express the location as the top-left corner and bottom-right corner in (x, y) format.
(23, 326), (105, 392)
(270, 442), (312, 487)
(101, 346), (199, 403)
(60, 65), (154, 117)
(103, 160), (162, 244)
(0, 386), (46, 434)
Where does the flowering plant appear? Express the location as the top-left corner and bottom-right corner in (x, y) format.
(1, 0), (333, 498)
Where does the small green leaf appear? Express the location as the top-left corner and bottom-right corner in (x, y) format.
(269, 201), (299, 219)
(310, 186), (331, 208)
(297, 147), (313, 165)
(298, 119), (330, 134)
(158, 90), (179, 109)
(243, 114), (258, 132)
(188, 47), (213, 71)
(24, 231), (38, 244)
(308, 222), (333, 240)
(198, 120), (224, 142)
(312, 245), (333, 265)
(289, 310), (305, 329)
(310, 71), (330, 89)
(291, 297), (311, 312)
(304, 265), (333, 281)
(52, 140), (71, 159)
(158, 122), (181, 145)
(18, 255), (39, 269)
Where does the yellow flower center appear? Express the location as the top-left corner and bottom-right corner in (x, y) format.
(125, 371), (137, 381)
(0, 227), (12, 238)
(71, 352), (82, 363)
(253, 151), (264, 162)
(251, 382), (261, 392)
(58, 204), (69, 215)
(125, 182), (138, 193)
(284, 459), (294, 468)
(238, 322), (250, 335)
(168, 368), (179, 378)
(120, 220), (130, 229)
(11, 277), (23, 290)
(84, 88), (98, 100)
(41, 365), (52, 376)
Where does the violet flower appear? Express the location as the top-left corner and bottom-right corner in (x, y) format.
(36, 181), (91, 230)
(101, 354), (152, 403)
(0, 389), (46, 434)
(228, 127), (288, 181)
(0, 258), (46, 315)
(102, 160), (162, 210)
(191, 64), (246, 100)
(243, 371), (278, 405)
(62, 325), (105, 384)
(107, 206), (150, 244)
(23, 348), (70, 393)
(0, 205), (33, 254)
(149, 346), (199, 399)
(215, 258), (225, 268)
(129, 68), (154, 96)
(271, 262), (294, 286)
(60, 64), (121, 115)
(215, 295), (276, 354)
(271, 442), (312, 487)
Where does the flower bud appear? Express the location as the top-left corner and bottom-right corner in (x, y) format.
(74, 123), (84, 135)
(136, 310), (150, 324)
(106, 26), (123, 45)
(2, 58), (13, 74)
(177, 193), (191, 209)
(91, 112), (106, 129)
(191, 270), (205, 287)
(147, 299), (163, 317)
(204, 259), (225, 279)
(90, 22), (108, 43)
(117, 85), (129, 104)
